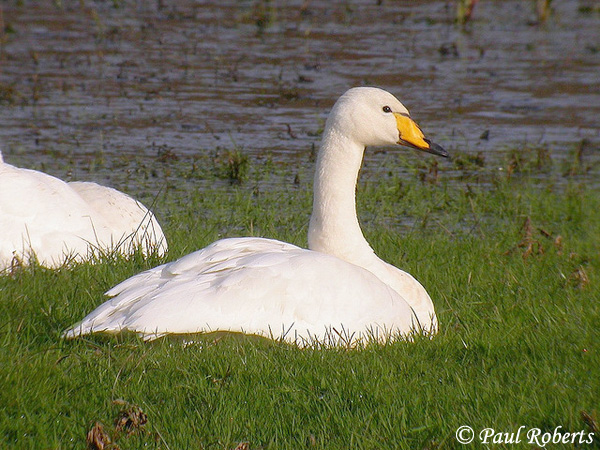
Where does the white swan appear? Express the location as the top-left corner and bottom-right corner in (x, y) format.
(0, 153), (168, 270)
(64, 87), (448, 346)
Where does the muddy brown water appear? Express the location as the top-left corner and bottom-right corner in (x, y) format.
(0, 0), (599, 196)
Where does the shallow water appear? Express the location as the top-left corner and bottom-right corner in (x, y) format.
(0, 0), (599, 193)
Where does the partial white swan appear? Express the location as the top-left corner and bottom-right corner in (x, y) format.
(0, 153), (168, 270)
(64, 87), (448, 346)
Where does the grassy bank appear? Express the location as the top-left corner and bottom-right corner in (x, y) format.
(1, 159), (599, 449)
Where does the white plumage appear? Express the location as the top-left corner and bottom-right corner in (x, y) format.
(64, 87), (448, 346)
(0, 153), (167, 270)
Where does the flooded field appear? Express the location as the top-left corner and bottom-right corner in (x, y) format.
(0, 0), (599, 194)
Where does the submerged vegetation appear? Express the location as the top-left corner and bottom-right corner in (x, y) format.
(1, 151), (598, 449)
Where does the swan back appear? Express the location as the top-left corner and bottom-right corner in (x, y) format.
(69, 182), (168, 257)
(64, 237), (420, 345)
(0, 156), (167, 269)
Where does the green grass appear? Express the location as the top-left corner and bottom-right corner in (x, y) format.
(1, 158), (599, 449)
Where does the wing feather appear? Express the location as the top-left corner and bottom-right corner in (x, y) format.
(64, 237), (417, 344)
(1, 160), (167, 269)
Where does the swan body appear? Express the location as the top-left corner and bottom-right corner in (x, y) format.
(0, 153), (167, 270)
(64, 237), (419, 344)
(67, 181), (167, 256)
(65, 87), (448, 346)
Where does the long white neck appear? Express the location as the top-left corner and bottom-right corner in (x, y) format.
(308, 128), (375, 266)
(307, 127), (437, 330)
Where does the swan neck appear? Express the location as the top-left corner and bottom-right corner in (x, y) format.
(308, 130), (373, 260)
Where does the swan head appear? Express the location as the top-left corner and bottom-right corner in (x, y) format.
(326, 87), (448, 157)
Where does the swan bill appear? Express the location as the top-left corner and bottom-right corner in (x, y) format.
(422, 139), (448, 158)
(394, 113), (448, 158)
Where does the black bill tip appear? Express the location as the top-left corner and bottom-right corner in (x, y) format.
(423, 139), (449, 158)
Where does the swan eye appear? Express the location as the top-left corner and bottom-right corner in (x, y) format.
(382, 106), (392, 113)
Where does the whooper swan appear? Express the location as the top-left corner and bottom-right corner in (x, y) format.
(64, 87), (448, 346)
(0, 153), (168, 270)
